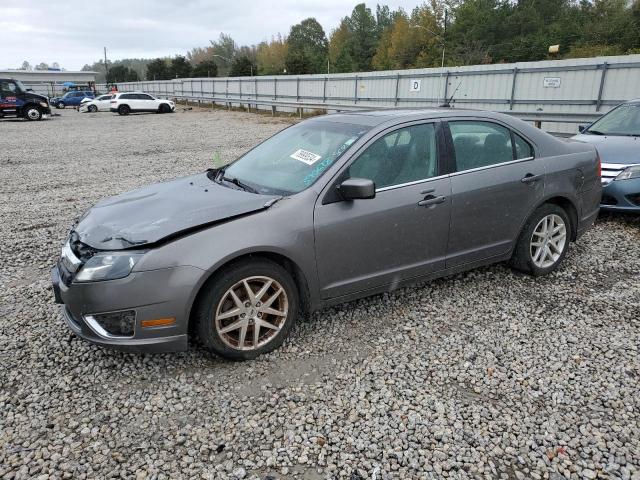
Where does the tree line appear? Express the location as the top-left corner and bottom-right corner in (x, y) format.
(83, 0), (640, 82)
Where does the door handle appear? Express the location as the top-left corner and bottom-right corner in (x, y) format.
(521, 173), (543, 184)
(418, 195), (446, 207)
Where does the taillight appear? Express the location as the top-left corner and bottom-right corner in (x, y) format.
(595, 149), (601, 177)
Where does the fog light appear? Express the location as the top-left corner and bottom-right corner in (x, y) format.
(84, 310), (136, 338)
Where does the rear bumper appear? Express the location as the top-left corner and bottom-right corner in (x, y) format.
(600, 178), (640, 212)
(51, 263), (204, 353)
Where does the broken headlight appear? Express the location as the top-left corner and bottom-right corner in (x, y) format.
(74, 252), (144, 282)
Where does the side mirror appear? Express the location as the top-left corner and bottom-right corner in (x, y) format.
(578, 125), (587, 133)
(337, 178), (375, 200)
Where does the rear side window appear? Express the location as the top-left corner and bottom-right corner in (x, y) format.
(513, 133), (534, 159)
(449, 121), (514, 172)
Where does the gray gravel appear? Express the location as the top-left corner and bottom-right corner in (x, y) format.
(1, 107), (639, 480)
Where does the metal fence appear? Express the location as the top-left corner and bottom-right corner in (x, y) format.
(96, 54), (639, 134)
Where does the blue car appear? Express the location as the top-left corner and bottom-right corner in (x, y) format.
(572, 99), (640, 212)
(50, 90), (95, 109)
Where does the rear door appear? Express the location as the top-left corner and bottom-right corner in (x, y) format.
(71, 91), (83, 105)
(137, 94), (157, 111)
(314, 121), (452, 299)
(444, 119), (544, 267)
(119, 93), (136, 110)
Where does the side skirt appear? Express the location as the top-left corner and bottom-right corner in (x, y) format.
(318, 251), (513, 310)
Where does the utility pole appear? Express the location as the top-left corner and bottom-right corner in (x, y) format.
(441, 9), (447, 69)
(104, 47), (109, 83)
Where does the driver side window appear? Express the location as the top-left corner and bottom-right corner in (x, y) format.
(348, 123), (438, 190)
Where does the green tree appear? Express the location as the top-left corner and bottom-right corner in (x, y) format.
(329, 19), (353, 72)
(373, 11), (420, 70)
(107, 65), (139, 83)
(192, 60), (218, 77)
(230, 55), (257, 76)
(285, 18), (328, 74)
(210, 33), (238, 76)
(146, 58), (171, 80)
(257, 34), (288, 75)
(345, 4), (379, 71)
(170, 55), (193, 78)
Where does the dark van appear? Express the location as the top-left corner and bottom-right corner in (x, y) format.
(0, 78), (51, 121)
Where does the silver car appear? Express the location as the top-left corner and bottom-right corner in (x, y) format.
(51, 109), (601, 359)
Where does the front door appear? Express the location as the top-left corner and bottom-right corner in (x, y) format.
(0, 80), (21, 116)
(314, 122), (451, 299)
(444, 119), (544, 267)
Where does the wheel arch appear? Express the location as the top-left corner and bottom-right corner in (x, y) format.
(21, 102), (41, 117)
(187, 251), (312, 336)
(514, 194), (579, 251)
(539, 196), (579, 241)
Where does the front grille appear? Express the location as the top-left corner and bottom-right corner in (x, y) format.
(58, 260), (74, 286)
(601, 163), (626, 185)
(69, 231), (97, 262)
(59, 231), (97, 285)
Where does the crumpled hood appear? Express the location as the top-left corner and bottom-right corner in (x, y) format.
(74, 173), (279, 250)
(571, 134), (640, 165)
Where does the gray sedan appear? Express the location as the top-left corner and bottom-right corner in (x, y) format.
(51, 109), (601, 359)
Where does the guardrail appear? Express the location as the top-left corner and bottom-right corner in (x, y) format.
(140, 91), (603, 132)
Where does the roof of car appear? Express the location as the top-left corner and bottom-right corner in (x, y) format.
(316, 108), (508, 127)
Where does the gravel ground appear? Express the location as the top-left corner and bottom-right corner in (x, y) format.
(1, 107), (639, 480)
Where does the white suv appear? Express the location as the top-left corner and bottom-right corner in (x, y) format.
(110, 92), (175, 115)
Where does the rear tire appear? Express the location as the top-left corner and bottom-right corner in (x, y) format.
(194, 259), (299, 361)
(510, 203), (571, 276)
(118, 104), (130, 115)
(24, 105), (42, 121)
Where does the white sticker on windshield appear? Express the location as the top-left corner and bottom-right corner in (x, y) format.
(290, 149), (322, 165)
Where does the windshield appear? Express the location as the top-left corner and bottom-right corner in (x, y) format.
(13, 80), (27, 93)
(222, 120), (370, 195)
(587, 104), (640, 136)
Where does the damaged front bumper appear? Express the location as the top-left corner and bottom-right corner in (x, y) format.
(51, 263), (204, 353)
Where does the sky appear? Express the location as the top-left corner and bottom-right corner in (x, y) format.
(0, 0), (422, 71)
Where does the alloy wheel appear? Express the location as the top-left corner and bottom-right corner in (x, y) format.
(214, 276), (288, 351)
(530, 214), (567, 269)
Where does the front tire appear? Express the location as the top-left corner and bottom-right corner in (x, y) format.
(88, 105), (98, 113)
(510, 204), (571, 276)
(57, 102), (65, 109)
(118, 104), (130, 115)
(24, 105), (42, 121)
(194, 259), (299, 360)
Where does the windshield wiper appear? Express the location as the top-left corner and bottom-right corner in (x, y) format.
(222, 174), (259, 194)
(207, 167), (260, 194)
(587, 129), (606, 135)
